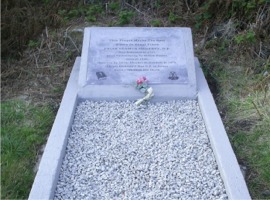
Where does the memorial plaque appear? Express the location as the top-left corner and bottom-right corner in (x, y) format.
(80, 27), (196, 89)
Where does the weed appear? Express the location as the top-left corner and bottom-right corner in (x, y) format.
(67, 9), (81, 19)
(42, 0), (53, 5)
(150, 19), (162, 27)
(58, 6), (86, 22)
(86, 5), (103, 22)
(234, 30), (256, 44)
(204, 39), (218, 49)
(194, 2), (212, 29)
(168, 12), (181, 24)
(230, 0), (264, 20)
(53, 86), (64, 94)
(154, 1), (161, 9)
(1, 100), (54, 199)
(194, 15), (203, 29)
(218, 39), (230, 53)
(108, 21), (116, 27)
(28, 40), (40, 48)
(108, 2), (120, 12)
(118, 10), (134, 25)
(65, 51), (73, 60)
(58, 9), (68, 21)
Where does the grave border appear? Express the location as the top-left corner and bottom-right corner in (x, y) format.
(29, 57), (250, 200)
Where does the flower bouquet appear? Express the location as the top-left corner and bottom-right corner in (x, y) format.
(135, 76), (154, 106)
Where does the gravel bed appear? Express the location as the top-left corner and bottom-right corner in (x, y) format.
(54, 100), (228, 200)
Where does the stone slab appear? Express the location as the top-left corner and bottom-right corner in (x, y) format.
(29, 57), (250, 200)
(79, 27), (196, 98)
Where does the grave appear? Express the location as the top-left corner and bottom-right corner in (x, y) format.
(29, 27), (250, 199)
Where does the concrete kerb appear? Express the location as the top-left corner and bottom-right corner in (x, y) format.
(28, 57), (251, 199)
(195, 58), (251, 199)
(28, 57), (80, 200)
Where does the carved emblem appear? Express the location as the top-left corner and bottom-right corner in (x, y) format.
(168, 71), (179, 80)
(96, 71), (107, 80)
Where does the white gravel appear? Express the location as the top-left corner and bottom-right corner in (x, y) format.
(54, 100), (228, 200)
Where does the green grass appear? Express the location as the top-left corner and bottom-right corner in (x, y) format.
(200, 48), (270, 198)
(225, 84), (270, 198)
(231, 118), (270, 197)
(1, 100), (54, 199)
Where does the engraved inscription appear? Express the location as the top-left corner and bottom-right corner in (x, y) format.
(97, 38), (173, 72)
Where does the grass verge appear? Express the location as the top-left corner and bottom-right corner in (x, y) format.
(199, 45), (270, 198)
(1, 100), (54, 199)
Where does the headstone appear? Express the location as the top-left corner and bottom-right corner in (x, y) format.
(79, 27), (197, 98)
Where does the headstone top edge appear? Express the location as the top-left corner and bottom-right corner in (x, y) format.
(84, 27), (192, 31)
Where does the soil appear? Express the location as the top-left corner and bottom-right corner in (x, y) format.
(1, 24), (85, 110)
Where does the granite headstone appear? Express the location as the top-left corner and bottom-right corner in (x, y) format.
(79, 27), (197, 98)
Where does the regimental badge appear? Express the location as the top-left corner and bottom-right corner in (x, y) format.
(96, 71), (107, 80)
(168, 72), (179, 80)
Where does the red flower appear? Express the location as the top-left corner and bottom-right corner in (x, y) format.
(136, 76), (148, 85)
(137, 79), (143, 84)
